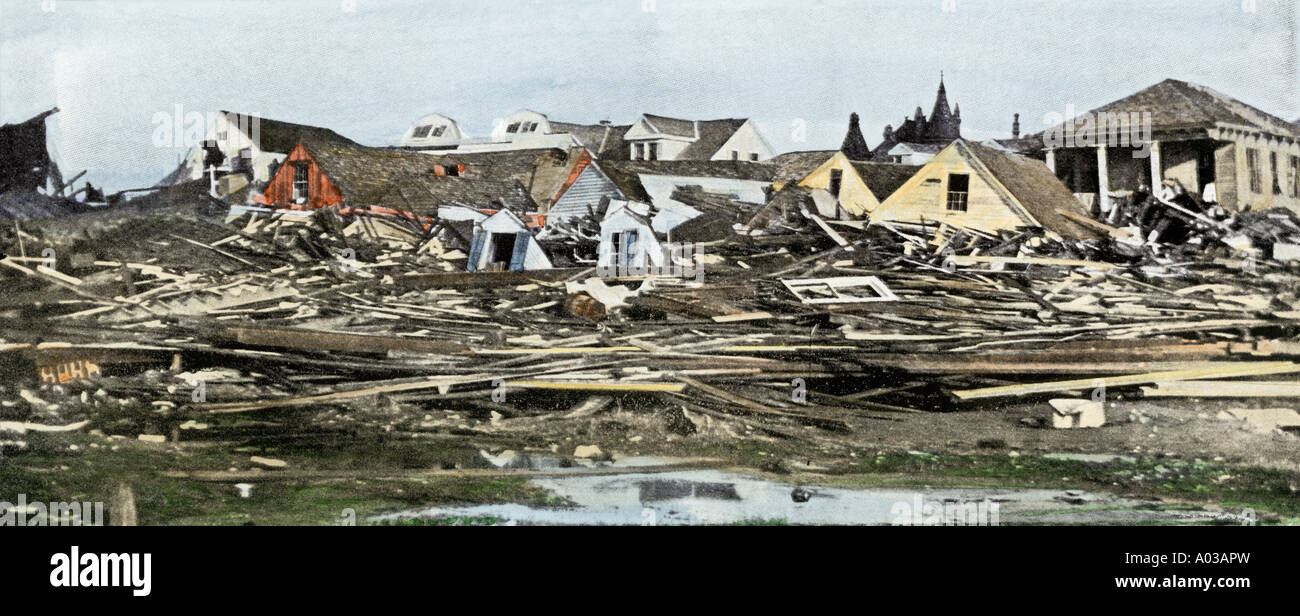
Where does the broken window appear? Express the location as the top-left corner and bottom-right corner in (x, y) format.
(291, 162), (310, 203)
(506, 122), (520, 134)
(1271, 151), (1282, 195)
(611, 230), (639, 266)
(829, 168), (843, 197)
(946, 173), (970, 212)
(648, 142), (658, 161)
(1247, 148), (1261, 193)
(488, 232), (518, 269)
(411, 125), (432, 138)
(781, 276), (898, 305)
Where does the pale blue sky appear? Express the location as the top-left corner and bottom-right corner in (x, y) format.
(2, 0), (1297, 191)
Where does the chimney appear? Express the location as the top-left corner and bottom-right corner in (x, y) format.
(1012, 113), (1021, 139)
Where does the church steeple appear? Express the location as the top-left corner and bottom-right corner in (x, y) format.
(930, 73), (953, 123)
(840, 112), (871, 160)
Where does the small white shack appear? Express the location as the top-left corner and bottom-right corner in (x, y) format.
(466, 209), (553, 272)
(598, 200), (665, 275)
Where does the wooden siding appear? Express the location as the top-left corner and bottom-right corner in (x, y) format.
(872, 145), (1032, 234)
(259, 143), (343, 209)
(796, 152), (880, 217)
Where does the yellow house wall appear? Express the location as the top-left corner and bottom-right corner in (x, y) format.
(872, 146), (1034, 234)
(796, 153), (881, 217)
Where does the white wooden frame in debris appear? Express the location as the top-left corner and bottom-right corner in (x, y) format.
(781, 276), (898, 305)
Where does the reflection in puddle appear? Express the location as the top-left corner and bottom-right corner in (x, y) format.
(637, 479), (741, 502)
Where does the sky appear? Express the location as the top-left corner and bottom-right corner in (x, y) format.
(1, 0), (1297, 192)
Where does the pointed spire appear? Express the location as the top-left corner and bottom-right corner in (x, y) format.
(954, 102), (961, 117)
(840, 112), (871, 160)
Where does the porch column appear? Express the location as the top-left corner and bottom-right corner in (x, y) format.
(1148, 140), (1161, 187)
(1096, 146), (1110, 213)
(1045, 149), (1056, 174)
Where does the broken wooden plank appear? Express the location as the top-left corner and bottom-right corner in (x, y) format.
(953, 362), (1300, 400)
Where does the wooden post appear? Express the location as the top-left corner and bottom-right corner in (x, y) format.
(1096, 146), (1110, 213)
(1045, 149), (1056, 174)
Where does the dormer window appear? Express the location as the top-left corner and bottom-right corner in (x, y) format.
(431, 126), (446, 137)
(506, 122), (521, 134)
(292, 162), (310, 203)
(412, 125), (433, 138)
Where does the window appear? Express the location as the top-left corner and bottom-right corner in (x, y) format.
(431, 126), (446, 137)
(1271, 151), (1282, 195)
(946, 173), (970, 212)
(634, 143), (645, 160)
(750, 153), (759, 161)
(731, 150), (739, 161)
(291, 162), (310, 203)
(611, 230), (639, 266)
(411, 125), (432, 138)
(828, 169), (843, 197)
(1291, 155), (1299, 198)
(1247, 148), (1261, 193)
(506, 122), (520, 134)
(648, 142), (658, 161)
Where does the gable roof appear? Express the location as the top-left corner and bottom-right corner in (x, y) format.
(220, 111), (362, 153)
(631, 115), (751, 160)
(1045, 79), (1299, 139)
(958, 140), (1099, 239)
(418, 147), (588, 206)
(307, 145), (535, 215)
(848, 161), (922, 201)
(680, 118), (749, 159)
(769, 150), (838, 182)
(600, 159), (778, 182)
(641, 114), (698, 138)
(548, 121), (632, 159)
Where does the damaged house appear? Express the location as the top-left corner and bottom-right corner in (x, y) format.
(872, 139), (1101, 239)
(597, 200), (665, 273)
(256, 143), (535, 222)
(779, 151), (919, 218)
(466, 208), (553, 272)
(600, 160), (776, 233)
(160, 111), (364, 194)
(1044, 79), (1300, 214)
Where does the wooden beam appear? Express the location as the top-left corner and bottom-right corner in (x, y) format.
(953, 362), (1300, 400)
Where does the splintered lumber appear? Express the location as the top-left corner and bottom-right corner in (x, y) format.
(952, 362), (1300, 400)
(501, 380), (684, 392)
(1140, 381), (1300, 398)
(209, 326), (471, 355)
(712, 311), (774, 323)
(947, 255), (1121, 270)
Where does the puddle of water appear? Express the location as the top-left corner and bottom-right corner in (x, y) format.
(476, 450), (680, 472)
(371, 468), (1144, 525)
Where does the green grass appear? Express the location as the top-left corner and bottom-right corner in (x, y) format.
(0, 432), (556, 525)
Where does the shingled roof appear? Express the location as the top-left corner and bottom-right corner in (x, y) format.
(849, 161), (922, 201)
(960, 140), (1099, 239)
(548, 121), (631, 159)
(1045, 79), (1299, 139)
(221, 111), (363, 154)
(309, 145), (535, 215)
(768, 150), (838, 182)
(600, 159), (777, 182)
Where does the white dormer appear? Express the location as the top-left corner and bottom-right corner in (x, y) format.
(492, 109), (552, 143)
(400, 112), (462, 148)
